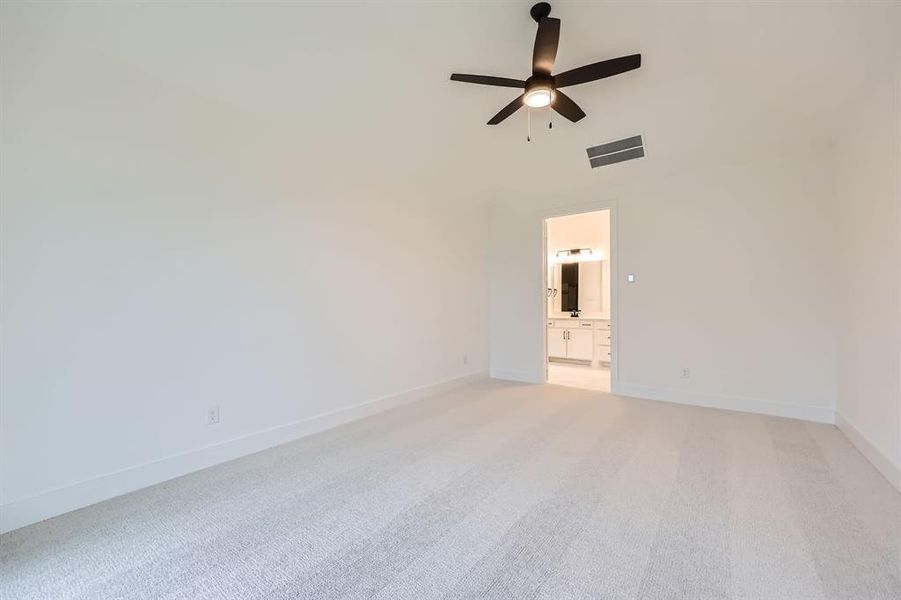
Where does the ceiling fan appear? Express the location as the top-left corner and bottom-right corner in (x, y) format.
(450, 2), (641, 126)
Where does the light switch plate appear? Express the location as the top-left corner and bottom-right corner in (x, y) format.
(627, 274), (636, 283)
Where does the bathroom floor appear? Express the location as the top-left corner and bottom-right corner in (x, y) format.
(547, 362), (610, 392)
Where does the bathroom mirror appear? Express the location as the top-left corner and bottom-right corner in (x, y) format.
(561, 263), (579, 312)
(549, 261), (604, 316)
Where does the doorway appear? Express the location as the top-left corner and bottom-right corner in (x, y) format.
(544, 209), (614, 392)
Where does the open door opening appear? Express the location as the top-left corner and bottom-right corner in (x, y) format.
(544, 209), (613, 392)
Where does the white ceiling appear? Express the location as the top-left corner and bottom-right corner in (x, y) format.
(7, 1), (900, 200)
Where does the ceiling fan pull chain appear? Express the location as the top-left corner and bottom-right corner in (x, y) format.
(549, 104), (553, 129)
(527, 107), (531, 142)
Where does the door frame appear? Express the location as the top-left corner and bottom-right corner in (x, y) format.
(540, 199), (619, 392)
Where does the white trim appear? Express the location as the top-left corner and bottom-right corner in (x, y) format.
(489, 367), (543, 384)
(485, 374), (837, 425)
(538, 200), (620, 393)
(614, 383), (835, 424)
(0, 371), (487, 534)
(835, 412), (901, 494)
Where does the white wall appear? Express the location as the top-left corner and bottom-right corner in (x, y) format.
(490, 147), (837, 423)
(833, 62), (901, 490)
(0, 8), (488, 532)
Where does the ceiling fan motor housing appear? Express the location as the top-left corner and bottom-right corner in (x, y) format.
(525, 75), (555, 95)
(524, 76), (555, 107)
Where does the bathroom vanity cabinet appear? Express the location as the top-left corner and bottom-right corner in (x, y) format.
(546, 318), (611, 366)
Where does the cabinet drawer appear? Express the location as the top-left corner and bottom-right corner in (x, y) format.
(552, 319), (578, 328)
(578, 320), (594, 328)
(593, 320), (611, 330)
(596, 345), (612, 361)
(596, 331), (612, 345)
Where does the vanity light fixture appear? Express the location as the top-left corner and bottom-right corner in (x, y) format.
(556, 248), (591, 259)
(553, 248), (604, 263)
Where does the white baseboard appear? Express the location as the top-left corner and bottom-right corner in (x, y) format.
(835, 412), (901, 494)
(489, 367), (544, 384)
(611, 383), (836, 424)
(0, 371), (487, 534)
(487, 369), (834, 425)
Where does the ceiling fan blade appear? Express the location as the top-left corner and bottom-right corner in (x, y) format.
(551, 90), (586, 122)
(554, 54), (641, 88)
(450, 73), (527, 88)
(487, 95), (525, 125)
(532, 17), (560, 76)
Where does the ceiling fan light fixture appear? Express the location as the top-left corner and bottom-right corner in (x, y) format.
(524, 87), (553, 108)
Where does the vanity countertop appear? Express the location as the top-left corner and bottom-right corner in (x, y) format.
(548, 314), (610, 321)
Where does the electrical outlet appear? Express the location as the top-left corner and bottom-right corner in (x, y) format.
(207, 405), (220, 425)
(681, 368), (691, 379)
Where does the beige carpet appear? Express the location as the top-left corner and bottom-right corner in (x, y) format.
(2, 379), (900, 599)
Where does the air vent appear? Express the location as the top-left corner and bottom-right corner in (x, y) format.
(586, 135), (645, 168)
